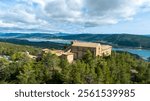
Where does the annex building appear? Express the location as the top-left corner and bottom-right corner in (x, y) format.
(42, 41), (112, 63)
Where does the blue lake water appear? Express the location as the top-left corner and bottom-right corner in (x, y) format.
(113, 48), (150, 60)
(25, 38), (71, 44)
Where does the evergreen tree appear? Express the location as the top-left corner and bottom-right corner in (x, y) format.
(60, 59), (71, 83)
(0, 58), (9, 82)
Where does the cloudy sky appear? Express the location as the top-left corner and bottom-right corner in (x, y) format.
(0, 0), (150, 34)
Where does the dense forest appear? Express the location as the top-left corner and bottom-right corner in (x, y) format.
(0, 42), (149, 84)
(0, 42), (41, 55)
(0, 38), (67, 49)
(60, 34), (150, 49)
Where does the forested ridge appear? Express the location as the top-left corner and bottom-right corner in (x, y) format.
(0, 38), (67, 49)
(0, 42), (41, 55)
(60, 34), (150, 49)
(0, 33), (150, 49)
(0, 42), (150, 84)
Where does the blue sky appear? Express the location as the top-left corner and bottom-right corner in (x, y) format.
(0, 0), (150, 34)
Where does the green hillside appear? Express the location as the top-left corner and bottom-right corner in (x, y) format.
(61, 34), (150, 49)
(0, 38), (67, 50)
(103, 34), (150, 48)
(0, 42), (41, 55)
(0, 42), (149, 84)
(0, 33), (150, 49)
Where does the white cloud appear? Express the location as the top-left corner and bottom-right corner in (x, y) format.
(0, 0), (150, 32)
(0, 21), (17, 27)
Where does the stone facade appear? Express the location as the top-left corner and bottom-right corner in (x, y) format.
(69, 41), (112, 60)
(41, 41), (112, 63)
(61, 52), (74, 63)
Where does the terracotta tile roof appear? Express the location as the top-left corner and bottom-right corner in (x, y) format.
(72, 41), (101, 48)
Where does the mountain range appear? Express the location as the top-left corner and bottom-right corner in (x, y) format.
(0, 33), (150, 49)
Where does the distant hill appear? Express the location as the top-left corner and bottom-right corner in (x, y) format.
(60, 34), (110, 41)
(145, 35), (150, 37)
(0, 38), (67, 49)
(0, 32), (67, 39)
(0, 33), (150, 49)
(60, 34), (150, 49)
(102, 34), (150, 48)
